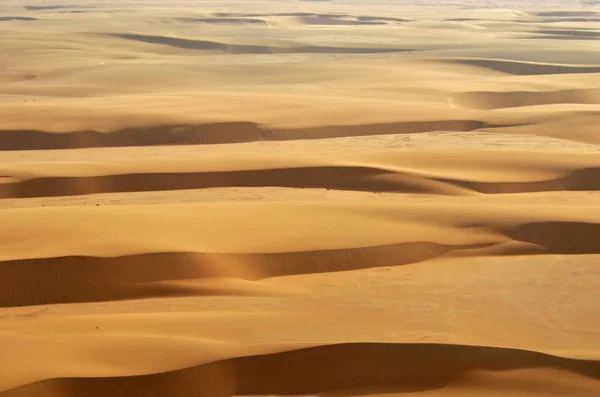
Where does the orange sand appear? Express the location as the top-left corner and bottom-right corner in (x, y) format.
(1, 1), (599, 396)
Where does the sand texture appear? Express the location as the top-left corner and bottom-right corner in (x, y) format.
(1, 0), (600, 396)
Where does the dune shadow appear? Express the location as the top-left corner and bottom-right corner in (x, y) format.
(0, 240), (489, 307)
(176, 17), (266, 25)
(450, 88), (600, 109)
(1, 164), (598, 200)
(3, 343), (600, 397)
(0, 17), (40, 21)
(442, 58), (600, 75)
(533, 11), (599, 18)
(0, 120), (486, 151)
(23, 5), (70, 11)
(105, 33), (408, 54)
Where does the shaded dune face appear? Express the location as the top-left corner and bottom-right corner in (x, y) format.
(1, 1), (600, 397)
(0, 242), (481, 307)
(0, 121), (485, 150)
(4, 343), (600, 397)
(436, 59), (600, 75)
(103, 33), (410, 54)
(0, 17), (40, 21)
(174, 17), (268, 25)
(451, 88), (600, 109)
(1, 203), (599, 307)
(1, 162), (600, 199)
(1, 219), (599, 307)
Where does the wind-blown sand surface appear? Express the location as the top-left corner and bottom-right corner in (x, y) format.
(1, 0), (600, 396)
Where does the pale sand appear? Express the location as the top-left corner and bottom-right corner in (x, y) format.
(1, 1), (600, 396)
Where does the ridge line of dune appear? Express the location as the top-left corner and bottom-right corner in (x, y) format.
(101, 32), (412, 54)
(431, 57), (600, 75)
(0, 241), (495, 307)
(1, 164), (599, 199)
(0, 120), (492, 150)
(2, 219), (599, 307)
(451, 87), (600, 110)
(2, 342), (600, 397)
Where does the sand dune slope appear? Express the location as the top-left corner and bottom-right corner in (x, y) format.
(1, 150), (600, 198)
(1, 200), (600, 305)
(451, 87), (600, 109)
(3, 344), (600, 397)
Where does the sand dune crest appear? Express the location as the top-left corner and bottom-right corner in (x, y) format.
(3, 343), (600, 397)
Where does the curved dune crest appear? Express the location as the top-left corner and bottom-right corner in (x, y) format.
(0, 120), (485, 150)
(175, 17), (267, 25)
(1, 149), (600, 199)
(0, 241), (485, 307)
(2, 343), (600, 397)
(451, 87), (600, 109)
(280, 14), (407, 26)
(532, 11), (599, 18)
(0, 17), (40, 22)
(529, 29), (600, 40)
(2, 164), (600, 199)
(104, 33), (409, 54)
(1, 202), (599, 306)
(435, 58), (600, 75)
(0, 202), (511, 260)
(2, 219), (599, 307)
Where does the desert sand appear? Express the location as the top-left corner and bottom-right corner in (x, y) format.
(1, 0), (600, 396)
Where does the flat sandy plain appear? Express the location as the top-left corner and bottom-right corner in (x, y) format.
(1, 0), (600, 396)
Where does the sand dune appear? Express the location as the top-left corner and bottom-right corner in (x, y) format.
(280, 14), (408, 26)
(1, 150), (600, 198)
(176, 17), (267, 25)
(0, 120), (486, 150)
(1, 201), (599, 307)
(22, 5), (74, 11)
(534, 28), (600, 39)
(0, 17), (40, 21)
(211, 12), (409, 23)
(0, 165), (480, 197)
(0, 243), (477, 306)
(451, 87), (600, 109)
(537, 17), (600, 23)
(1, 250), (599, 393)
(106, 33), (409, 54)
(434, 58), (600, 75)
(534, 11), (599, 18)
(3, 343), (600, 397)
(1, 1), (599, 396)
